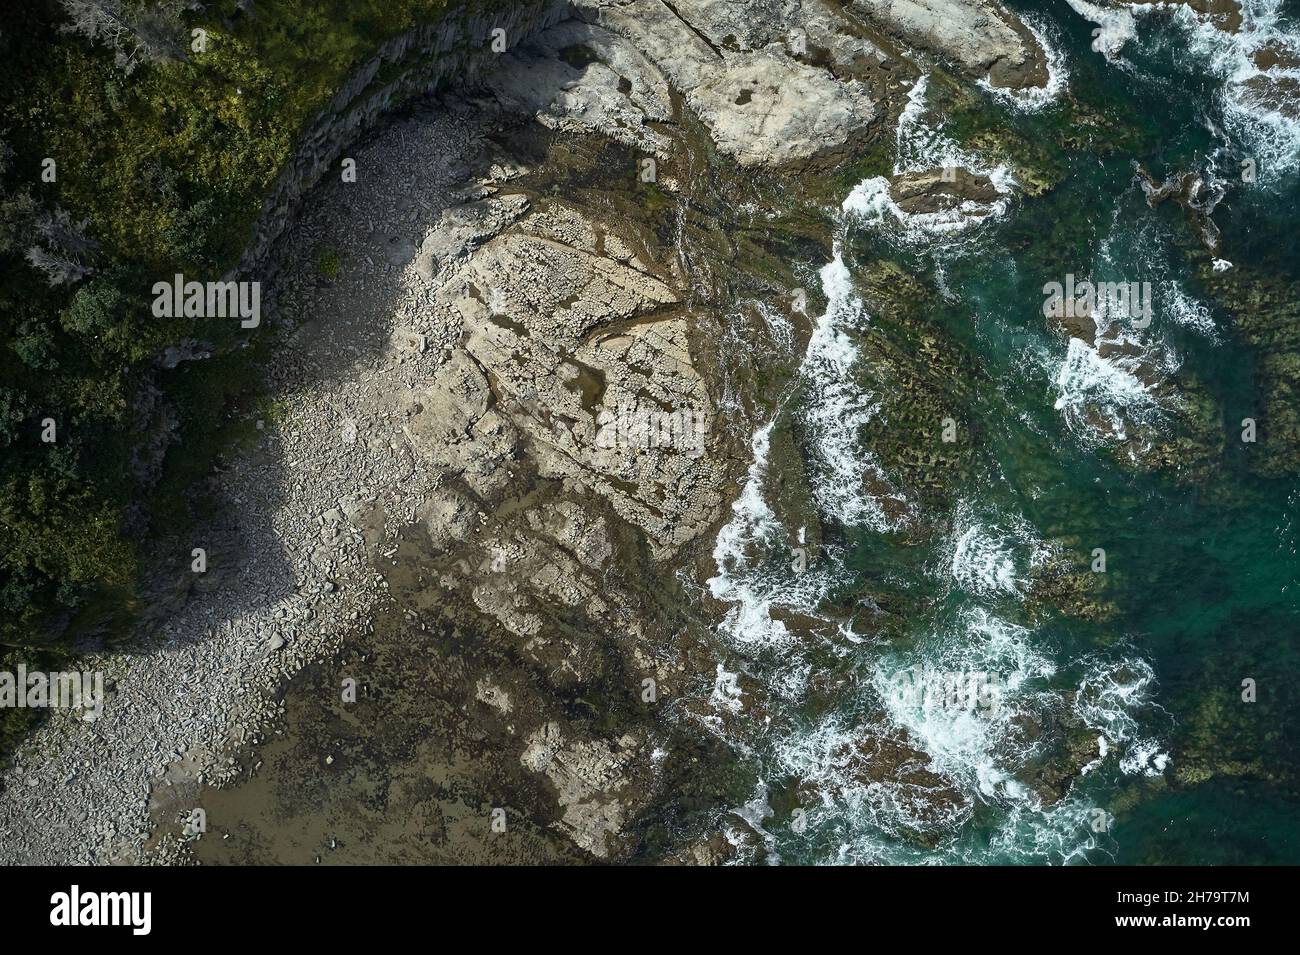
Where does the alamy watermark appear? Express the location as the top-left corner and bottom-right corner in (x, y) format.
(1042, 273), (1152, 329)
(50, 885), (150, 935)
(885, 666), (1005, 717)
(593, 400), (707, 458)
(0, 665), (104, 718)
(152, 273), (260, 328)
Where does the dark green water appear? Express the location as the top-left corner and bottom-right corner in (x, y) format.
(708, 0), (1300, 864)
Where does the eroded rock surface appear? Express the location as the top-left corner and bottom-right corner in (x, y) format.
(564, 0), (890, 167)
(847, 0), (1049, 88)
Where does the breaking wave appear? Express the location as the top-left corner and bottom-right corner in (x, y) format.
(1083, 0), (1300, 183)
(705, 207), (1166, 862)
(943, 502), (1049, 600)
(1174, 0), (1300, 181)
(842, 76), (1017, 241)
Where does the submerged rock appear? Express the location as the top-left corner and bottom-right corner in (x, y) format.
(888, 167), (1001, 215)
(816, 730), (973, 846)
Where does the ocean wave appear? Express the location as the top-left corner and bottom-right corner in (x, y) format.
(1066, 0), (1141, 61)
(707, 251), (903, 657)
(708, 424), (806, 653)
(872, 607), (1056, 794)
(766, 603), (1166, 862)
(1132, 0), (1300, 182)
(800, 251), (913, 530)
(842, 175), (1013, 238)
(943, 502), (1049, 599)
(1160, 277), (1220, 337)
(842, 76), (1017, 242)
(703, 163), (1170, 863)
(1042, 202), (1199, 447)
(1050, 335), (1159, 445)
(1075, 654), (1171, 777)
(773, 713), (977, 850)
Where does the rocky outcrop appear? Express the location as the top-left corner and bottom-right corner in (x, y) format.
(1136, 165), (1224, 252)
(888, 167), (1000, 214)
(570, 0), (888, 167)
(484, 19), (675, 157)
(846, 0), (1049, 89)
(520, 721), (652, 857)
(816, 730), (973, 846)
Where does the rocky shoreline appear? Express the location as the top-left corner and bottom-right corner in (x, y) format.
(0, 0), (1104, 864)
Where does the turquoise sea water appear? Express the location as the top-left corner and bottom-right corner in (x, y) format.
(707, 0), (1300, 864)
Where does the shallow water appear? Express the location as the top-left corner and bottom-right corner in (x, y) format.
(705, 0), (1300, 864)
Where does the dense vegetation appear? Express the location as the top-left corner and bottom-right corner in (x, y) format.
(0, 0), (456, 653)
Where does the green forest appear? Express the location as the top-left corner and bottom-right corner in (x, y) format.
(0, 0), (464, 663)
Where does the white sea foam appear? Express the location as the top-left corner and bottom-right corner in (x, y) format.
(774, 713), (977, 846)
(873, 607), (1056, 795)
(944, 503), (1046, 599)
(1067, 0), (1140, 60)
(707, 250), (901, 656)
(771, 598), (1169, 864)
(1075, 655), (1170, 777)
(986, 795), (1116, 865)
(710, 423), (780, 582)
(1161, 278), (1220, 337)
(1079, 209), (1219, 341)
(708, 423), (800, 651)
(893, 76), (954, 173)
(1044, 207), (1192, 445)
(951, 523), (1022, 597)
(843, 76), (1017, 241)
(1188, 0), (1300, 159)
(842, 175), (1010, 237)
(1052, 336), (1155, 442)
(704, 162), (1169, 863)
(800, 253), (909, 530)
(710, 664), (745, 713)
(1129, 0), (1300, 182)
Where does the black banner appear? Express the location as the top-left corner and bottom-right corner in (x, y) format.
(0, 865), (1279, 940)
